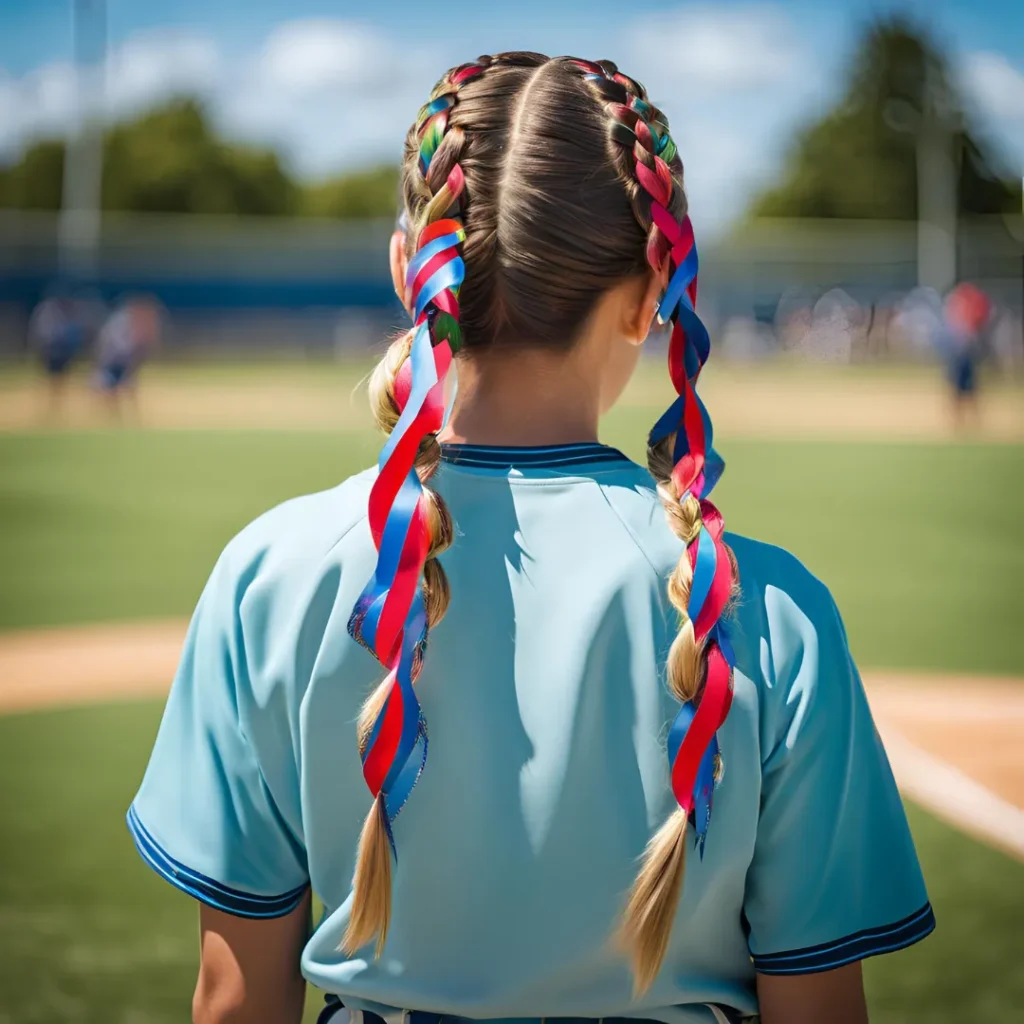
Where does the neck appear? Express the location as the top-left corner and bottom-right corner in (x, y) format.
(439, 346), (601, 447)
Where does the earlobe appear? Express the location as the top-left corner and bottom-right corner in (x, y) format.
(389, 231), (410, 313)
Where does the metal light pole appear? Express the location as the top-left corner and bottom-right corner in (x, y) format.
(885, 63), (961, 295)
(58, 0), (107, 281)
(915, 79), (958, 295)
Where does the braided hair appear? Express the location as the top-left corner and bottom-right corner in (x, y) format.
(344, 59), (486, 956)
(569, 59), (737, 991)
(347, 54), (737, 988)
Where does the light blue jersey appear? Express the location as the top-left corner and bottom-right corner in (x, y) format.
(129, 443), (932, 1023)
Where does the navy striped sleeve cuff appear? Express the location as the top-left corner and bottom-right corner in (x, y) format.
(751, 903), (936, 975)
(126, 804), (309, 919)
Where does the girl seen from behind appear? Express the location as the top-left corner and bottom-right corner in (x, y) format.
(129, 53), (933, 1024)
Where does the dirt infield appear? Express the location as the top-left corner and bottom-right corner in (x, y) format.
(0, 620), (185, 714)
(0, 376), (370, 433)
(2, 364), (1023, 440)
(1, 619), (1022, 859)
(868, 677), (1024, 809)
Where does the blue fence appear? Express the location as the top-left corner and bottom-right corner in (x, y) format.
(1, 210), (1020, 358)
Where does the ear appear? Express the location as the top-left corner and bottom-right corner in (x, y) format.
(389, 230), (410, 313)
(622, 270), (664, 346)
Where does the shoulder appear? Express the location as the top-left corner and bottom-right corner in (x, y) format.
(592, 458), (686, 577)
(593, 461), (840, 636)
(727, 532), (836, 632)
(201, 467), (378, 676)
(217, 466), (376, 580)
(725, 534), (856, 751)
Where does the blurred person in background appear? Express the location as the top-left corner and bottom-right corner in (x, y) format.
(940, 282), (991, 429)
(28, 286), (93, 415)
(93, 295), (162, 416)
(127, 54), (932, 1024)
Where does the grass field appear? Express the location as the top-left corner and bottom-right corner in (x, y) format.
(1, 358), (1023, 1022)
(2, 428), (1021, 672)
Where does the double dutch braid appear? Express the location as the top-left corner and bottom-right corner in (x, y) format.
(346, 54), (737, 992)
(343, 59), (491, 957)
(572, 58), (739, 992)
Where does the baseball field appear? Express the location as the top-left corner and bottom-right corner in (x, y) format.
(1, 356), (1022, 1023)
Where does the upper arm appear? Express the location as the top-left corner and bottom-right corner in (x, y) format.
(195, 893), (311, 1024)
(757, 962), (867, 1024)
(127, 547), (309, 916)
(743, 578), (934, 974)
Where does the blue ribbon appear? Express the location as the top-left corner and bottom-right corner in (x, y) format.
(667, 699), (694, 768)
(359, 591), (430, 836)
(659, 244), (698, 324)
(413, 258), (464, 322)
(680, 306), (710, 374)
(405, 231), (464, 293)
(688, 527), (717, 624)
(649, 392), (685, 447)
(665, 696), (718, 858)
(711, 621), (735, 667)
(665, 701), (720, 860)
(420, 96), (452, 120)
(380, 593), (427, 796)
(380, 323), (437, 464)
(703, 451), (725, 497)
(692, 737), (718, 858)
(358, 323), (440, 651)
(358, 468), (420, 653)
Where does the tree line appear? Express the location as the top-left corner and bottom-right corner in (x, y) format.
(1, 17), (1019, 221)
(0, 98), (400, 219)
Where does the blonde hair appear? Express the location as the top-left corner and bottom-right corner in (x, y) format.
(618, 440), (736, 992)
(342, 332), (453, 957)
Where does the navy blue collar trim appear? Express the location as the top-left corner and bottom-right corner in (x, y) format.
(440, 442), (629, 469)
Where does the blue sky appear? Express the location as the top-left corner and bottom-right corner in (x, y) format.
(2, 0), (1023, 232)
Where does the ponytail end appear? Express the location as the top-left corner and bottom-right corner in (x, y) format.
(342, 795), (393, 959)
(620, 807), (689, 996)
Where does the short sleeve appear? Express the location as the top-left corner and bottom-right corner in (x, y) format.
(744, 582), (934, 974)
(127, 551), (309, 917)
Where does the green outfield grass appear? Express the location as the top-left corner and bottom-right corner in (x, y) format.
(1, 700), (1022, 1024)
(1, 427), (1021, 672)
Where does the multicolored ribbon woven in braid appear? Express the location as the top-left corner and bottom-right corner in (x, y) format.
(348, 62), (484, 851)
(575, 59), (736, 856)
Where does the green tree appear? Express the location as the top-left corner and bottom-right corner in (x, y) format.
(0, 99), (296, 216)
(300, 165), (400, 220)
(0, 96), (403, 219)
(0, 140), (65, 210)
(101, 99), (296, 215)
(751, 17), (1020, 219)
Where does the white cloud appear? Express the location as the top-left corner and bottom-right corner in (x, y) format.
(963, 51), (1024, 122)
(0, 62), (77, 159)
(107, 30), (220, 114)
(0, 29), (221, 158)
(217, 20), (437, 176)
(259, 19), (391, 95)
(632, 4), (808, 93)
(24, 62), (78, 124)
